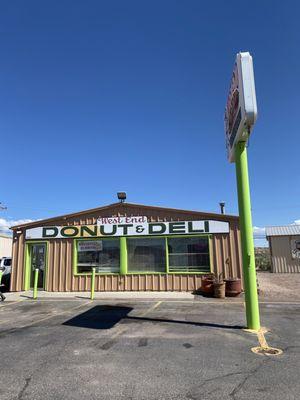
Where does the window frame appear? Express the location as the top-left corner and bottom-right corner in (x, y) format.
(126, 236), (168, 274)
(125, 234), (213, 275)
(73, 234), (213, 276)
(167, 235), (212, 274)
(73, 237), (121, 276)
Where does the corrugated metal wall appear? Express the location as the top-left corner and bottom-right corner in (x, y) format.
(270, 236), (300, 273)
(10, 204), (242, 291)
(0, 236), (12, 258)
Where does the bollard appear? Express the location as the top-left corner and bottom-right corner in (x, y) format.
(0, 271), (5, 302)
(33, 268), (39, 300)
(91, 267), (96, 300)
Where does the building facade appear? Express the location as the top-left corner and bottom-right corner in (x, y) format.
(10, 202), (243, 292)
(266, 225), (300, 273)
(0, 234), (12, 258)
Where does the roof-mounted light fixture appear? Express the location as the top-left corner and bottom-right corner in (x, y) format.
(219, 202), (226, 215)
(117, 192), (126, 203)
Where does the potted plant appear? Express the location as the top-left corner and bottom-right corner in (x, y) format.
(213, 273), (226, 299)
(223, 258), (242, 297)
(224, 277), (242, 297)
(200, 274), (215, 296)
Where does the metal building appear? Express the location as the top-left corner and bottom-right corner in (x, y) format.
(10, 202), (243, 292)
(266, 225), (300, 273)
(0, 234), (12, 258)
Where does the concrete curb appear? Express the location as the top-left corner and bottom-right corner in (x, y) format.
(3, 291), (245, 303)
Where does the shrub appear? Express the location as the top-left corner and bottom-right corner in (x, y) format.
(255, 247), (271, 271)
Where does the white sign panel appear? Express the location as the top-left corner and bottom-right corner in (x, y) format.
(291, 239), (300, 259)
(25, 220), (230, 239)
(225, 52), (257, 163)
(78, 240), (103, 252)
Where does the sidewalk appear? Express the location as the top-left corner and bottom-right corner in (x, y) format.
(3, 290), (246, 302)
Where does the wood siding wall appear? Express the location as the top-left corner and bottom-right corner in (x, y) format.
(270, 236), (300, 273)
(10, 205), (242, 292)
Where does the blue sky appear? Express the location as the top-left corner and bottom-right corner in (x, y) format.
(0, 0), (299, 245)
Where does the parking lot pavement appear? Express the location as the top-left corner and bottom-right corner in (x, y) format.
(0, 299), (299, 400)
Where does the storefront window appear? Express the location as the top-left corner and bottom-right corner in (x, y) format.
(127, 238), (166, 273)
(76, 239), (120, 273)
(168, 236), (210, 272)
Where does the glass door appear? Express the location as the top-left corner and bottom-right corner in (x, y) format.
(29, 243), (47, 289)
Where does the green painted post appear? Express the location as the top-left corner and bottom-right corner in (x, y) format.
(91, 267), (96, 300)
(235, 141), (260, 331)
(33, 268), (39, 300)
(165, 237), (169, 273)
(0, 271), (2, 285)
(120, 237), (127, 275)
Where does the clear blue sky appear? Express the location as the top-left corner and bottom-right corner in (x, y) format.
(1, 1), (299, 244)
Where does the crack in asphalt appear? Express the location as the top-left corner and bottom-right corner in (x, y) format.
(228, 362), (268, 400)
(16, 377), (32, 400)
(186, 359), (272, 400)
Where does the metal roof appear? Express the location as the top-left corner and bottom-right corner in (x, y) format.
(11, 202), (239, 230)
(266, 225), (300, 237)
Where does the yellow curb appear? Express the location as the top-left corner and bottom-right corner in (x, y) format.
(244, 327), (283, 356)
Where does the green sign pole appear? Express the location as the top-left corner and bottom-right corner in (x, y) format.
(235, 140), (260, 331)
(33, 268), (39, 300)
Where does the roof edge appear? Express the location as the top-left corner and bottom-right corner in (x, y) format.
(11, 202), (239, 230)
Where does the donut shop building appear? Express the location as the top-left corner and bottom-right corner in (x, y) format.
(10, 202), (242, 292)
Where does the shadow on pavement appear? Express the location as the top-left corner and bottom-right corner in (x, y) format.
(126, 315), (244, 330)
(63, 305), (244, 331)
(63, 305), (133, 330)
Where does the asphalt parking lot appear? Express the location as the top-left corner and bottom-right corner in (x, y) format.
(0, 298), (299, 400)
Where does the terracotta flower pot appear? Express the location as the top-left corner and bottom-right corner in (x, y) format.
(200, 276), (214, 296)
(214, 282), (226, 299)
(224, 278), (242, 297)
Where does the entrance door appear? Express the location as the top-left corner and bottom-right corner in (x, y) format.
(29, 243), (47, 289)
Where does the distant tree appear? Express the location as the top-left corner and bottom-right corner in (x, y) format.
(255, 247), (271, 271)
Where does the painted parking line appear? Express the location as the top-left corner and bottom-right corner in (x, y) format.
(139, 301), (162, 317)
(83, 302), (164, 346)
(0, 300), (22, 308)
(102, 301), (164, 342)
(0, 301), (92, 331)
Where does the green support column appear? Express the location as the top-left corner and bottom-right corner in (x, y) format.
(0, 271), (2, 285)
(91, 267), (96, 300)
(235, 141), (260, 331)
(33, 268), (39, 300)
(120, 237), (127, 275)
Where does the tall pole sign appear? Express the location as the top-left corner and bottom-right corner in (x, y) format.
(225, 52), (260, 331)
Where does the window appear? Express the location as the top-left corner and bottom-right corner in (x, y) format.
(168, 236), (210, 273)
(76, 239), (120, 273)
(127, 238), (166, 273)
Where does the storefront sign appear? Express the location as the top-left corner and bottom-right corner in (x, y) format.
(97, 216), (147, 225)
(291, 239), (300, 259)
(78, 240), (103, 252)
(225, 52), (257, 163)
(25, 220), (229, 239)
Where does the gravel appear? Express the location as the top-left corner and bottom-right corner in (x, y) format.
(257, 271), (300, 301)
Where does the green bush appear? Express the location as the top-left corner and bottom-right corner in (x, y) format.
(255, 247), (271, 271)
